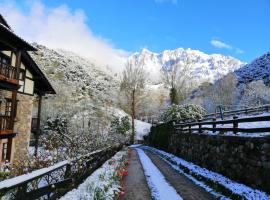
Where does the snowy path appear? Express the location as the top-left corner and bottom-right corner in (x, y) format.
(144, 150), (215, 200)
(120, 149), (152, 200)
(136, 148), (183, 200)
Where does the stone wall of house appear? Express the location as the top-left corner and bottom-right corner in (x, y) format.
(165, 133), (270, 193)
(12, 93), (34, 164)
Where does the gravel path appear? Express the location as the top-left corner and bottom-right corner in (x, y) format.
(120, 149), (152, 200)
(144, 150), (215, 200)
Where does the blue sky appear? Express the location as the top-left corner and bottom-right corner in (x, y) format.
(1, 0), (270, 62)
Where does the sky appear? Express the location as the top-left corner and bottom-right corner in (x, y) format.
(0, 0), (269, 67)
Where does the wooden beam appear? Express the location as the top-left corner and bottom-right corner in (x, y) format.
(34, 94), (42, 156)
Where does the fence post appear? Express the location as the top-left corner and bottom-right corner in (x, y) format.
(198, 119), (202, 133)
(233, 116), (238, 134)
(16, 183), (27, 200)
(179, 125), (183, 134)
(64, 163), (72, 179)
(212, 118), (216, 133)
(189, 125), (191, 134)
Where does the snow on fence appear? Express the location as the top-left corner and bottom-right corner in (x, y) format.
(202, 104), (270, 121)
(174, 114), (270, 135)
(0, 144), (123, 200)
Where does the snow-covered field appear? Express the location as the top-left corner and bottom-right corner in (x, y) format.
(136, 148), (182, 200)
(143, 146), (270, 200)
(60, 149), (127, 200)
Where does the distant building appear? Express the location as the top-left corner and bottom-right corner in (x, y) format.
(0, 14), (55, 164)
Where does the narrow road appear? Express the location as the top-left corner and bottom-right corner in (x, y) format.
(121, 147), (215, 200)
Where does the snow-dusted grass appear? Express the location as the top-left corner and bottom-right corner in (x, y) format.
(143, 146), (270, 200)
(136, 148), (182, 200)
(60, 149), (127, 200)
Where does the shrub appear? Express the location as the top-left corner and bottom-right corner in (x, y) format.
(161, 104), (206, 122)
(110, 116), (131, 135)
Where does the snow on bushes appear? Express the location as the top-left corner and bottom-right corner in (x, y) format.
(60, 148), (130, 200)
(110, 116), (131, 135)
(161, 104), (206, 122)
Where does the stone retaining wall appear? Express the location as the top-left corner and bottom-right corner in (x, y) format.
(149, 125), (270, 194)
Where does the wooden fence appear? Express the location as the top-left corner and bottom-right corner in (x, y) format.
(174, 115), (270, 135)
(0, 144), (123, 200)
(202, 104), (270, 121)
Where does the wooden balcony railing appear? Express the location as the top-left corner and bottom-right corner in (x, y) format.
(0, 115), (12, 134)
(0, 63), (19, 85)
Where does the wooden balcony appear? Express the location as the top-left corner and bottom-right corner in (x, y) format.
(0, 62), (19, 85)
(0, 115), (13, 135)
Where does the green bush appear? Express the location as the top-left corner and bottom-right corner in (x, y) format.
(148, 121), (174, 151)
(110, 116), (131, 135)
(161, 104), (206, 122)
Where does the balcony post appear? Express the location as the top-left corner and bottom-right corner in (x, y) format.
(34, 94), (42, 157)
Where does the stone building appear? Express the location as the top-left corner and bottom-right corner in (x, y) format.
(0, 14), (55, 164)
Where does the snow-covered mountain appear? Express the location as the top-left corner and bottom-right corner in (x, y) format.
(130, 48), (243, 84)
(235, 52), (270, 85)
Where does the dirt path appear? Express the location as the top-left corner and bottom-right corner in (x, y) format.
(120, 149), (152, 200)
(144, 150), (215, 200)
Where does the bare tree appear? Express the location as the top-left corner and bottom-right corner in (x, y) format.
(208, 73), (238, 109)
(161, 58), (193, 104)
(120, 59), (146, 144)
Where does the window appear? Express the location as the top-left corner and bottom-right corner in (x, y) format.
(19, 69), (26, 81)
(5, 99), (12, 116)
(2, 142), (8, 162)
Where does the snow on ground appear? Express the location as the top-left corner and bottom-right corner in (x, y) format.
(135, 120), (152, 140)
(60, 149), (127, 200)
(143, 146), (270, 200)
(107, 107), (152, 140)
(136, 148), (183, 200)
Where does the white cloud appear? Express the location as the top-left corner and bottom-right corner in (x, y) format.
(155, 0), (178, 4)
(211, 39), (232, 49)
(0, 1), (128, 73)
(211, 39), (244, 54)
(235, 48), (244, 54)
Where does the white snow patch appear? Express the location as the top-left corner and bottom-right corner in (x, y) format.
(136, 148), (183, 200)
(135, 120), (151, 140)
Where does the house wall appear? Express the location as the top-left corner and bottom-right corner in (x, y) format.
(12, 93), (34, 164)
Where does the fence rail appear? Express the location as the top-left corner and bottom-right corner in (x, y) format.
(0, 144), (123, 200)
(174, 115), (270, 135)
(203, 104), (270, 121)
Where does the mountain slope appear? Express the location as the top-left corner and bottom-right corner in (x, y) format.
(235, 52), (270, 85)
(130, 48), (243, 84)
(30, 44), (120, 105)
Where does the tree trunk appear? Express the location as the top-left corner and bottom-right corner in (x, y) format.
(131, 89), (135, 144)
